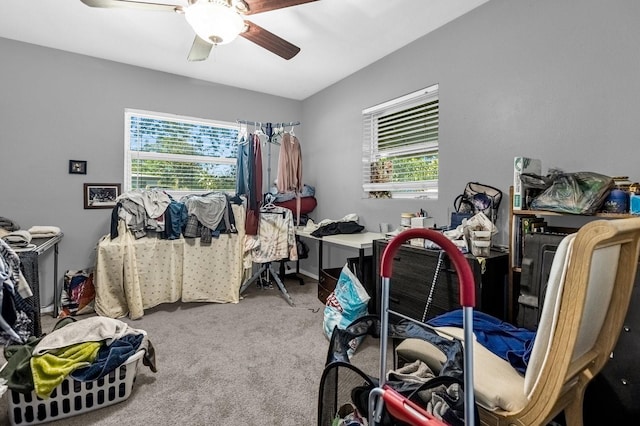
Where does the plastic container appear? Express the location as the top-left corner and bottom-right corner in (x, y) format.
(400, 213), (415, 230)
(604, 189), (629, 213)
(6, 349), (144, 425)
(471, 230), (492, 240)
(470, 230), (492, 257)
(631, 193), (640, 215)
(471, 239), (491, 257)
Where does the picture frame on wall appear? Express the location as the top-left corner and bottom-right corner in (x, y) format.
(84, 183), (121, 209)
(69, 160), (87, 175)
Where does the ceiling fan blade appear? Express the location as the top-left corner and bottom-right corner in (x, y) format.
(188, 36), (213, 61)
(80, 0), (183, 13)
(237, 0), (318, 15)
(240, 20), (300, 60)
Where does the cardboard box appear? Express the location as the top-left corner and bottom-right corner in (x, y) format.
(513, 157), (542, 210)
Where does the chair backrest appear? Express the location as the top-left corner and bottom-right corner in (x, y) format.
(521, 218), (640, 410)
(524, 232), (575, 396)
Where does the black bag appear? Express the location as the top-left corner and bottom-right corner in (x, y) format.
(454, 182), (503, 222)
(321, 316), (479, 426)
(295, 235), (309, 259)
(350, 374), (475, 426)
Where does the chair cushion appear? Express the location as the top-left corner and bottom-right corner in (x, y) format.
(396, 326), (529, 412)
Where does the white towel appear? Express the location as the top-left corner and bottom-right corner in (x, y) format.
(28, 226), (62, 236)
(2, 230), (32, 247)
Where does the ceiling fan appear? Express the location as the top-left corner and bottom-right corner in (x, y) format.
(80, 0), (318, 61)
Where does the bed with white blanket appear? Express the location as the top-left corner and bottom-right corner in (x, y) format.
(94, 203), (246, 319)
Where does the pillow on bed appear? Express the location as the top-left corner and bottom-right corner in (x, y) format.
(275, 196), (317, 215)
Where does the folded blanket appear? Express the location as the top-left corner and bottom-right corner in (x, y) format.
(27, 226), (62, 237)
(2, 230), (32, 247)
(31, 341), (101, 398)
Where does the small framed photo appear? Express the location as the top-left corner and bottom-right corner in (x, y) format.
(84, 183), (121, 209)
(69, 160), (87, 175)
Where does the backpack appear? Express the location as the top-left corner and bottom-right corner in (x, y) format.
(454, 181), (503, 223)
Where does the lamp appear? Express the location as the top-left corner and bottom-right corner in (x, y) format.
(184, 0), (245, 45)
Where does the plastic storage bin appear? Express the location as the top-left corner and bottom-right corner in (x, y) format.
(7, 349), (144, 425)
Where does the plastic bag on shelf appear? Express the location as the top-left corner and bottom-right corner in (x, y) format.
(529, 171), (613, 215)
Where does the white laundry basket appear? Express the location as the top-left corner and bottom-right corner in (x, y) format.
(7, 349), (144, 425)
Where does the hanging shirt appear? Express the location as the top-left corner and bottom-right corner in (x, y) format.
(246, 207), (298, 263)
(276, 133), (302, 194)
(246, 134), (263, 235)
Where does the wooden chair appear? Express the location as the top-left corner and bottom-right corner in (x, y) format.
(395, 218), (640, 426)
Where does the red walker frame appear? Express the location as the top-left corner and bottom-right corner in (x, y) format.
(368, 228), (476, 426)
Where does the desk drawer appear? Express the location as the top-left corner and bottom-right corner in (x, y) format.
(386, 248), (458, 321)
(374, 240), (506, 322)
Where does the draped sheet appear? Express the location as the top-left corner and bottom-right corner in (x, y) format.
(95, 204), (246, 319)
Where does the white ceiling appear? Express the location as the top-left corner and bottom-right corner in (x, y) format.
(0, 0), (489, 100)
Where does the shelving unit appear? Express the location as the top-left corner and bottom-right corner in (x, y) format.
(507, 186), (640, 420)
(507, 186), (634, 322)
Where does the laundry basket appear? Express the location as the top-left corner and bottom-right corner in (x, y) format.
(6, 348), (144, 425)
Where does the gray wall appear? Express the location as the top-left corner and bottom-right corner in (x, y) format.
(300, 0), (640, 272)
(0, 39), (301, 309)
(2, 0), (640, 305)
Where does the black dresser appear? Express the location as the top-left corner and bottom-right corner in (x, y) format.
(373, 239), (509, 322)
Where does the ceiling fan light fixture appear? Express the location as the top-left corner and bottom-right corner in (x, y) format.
(185, 1), (245, 45)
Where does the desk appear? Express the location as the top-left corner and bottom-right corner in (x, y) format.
(295, 228), (384, 282)
(16, 233), (63, 332)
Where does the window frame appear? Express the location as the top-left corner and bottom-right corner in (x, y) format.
(124, 109), (239, 198)
(362, 84), (439, 200)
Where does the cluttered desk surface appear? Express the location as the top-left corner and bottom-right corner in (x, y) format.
(295, 227), (385, 248)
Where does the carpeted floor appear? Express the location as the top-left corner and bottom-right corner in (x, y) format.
(0, 276), (383, 426)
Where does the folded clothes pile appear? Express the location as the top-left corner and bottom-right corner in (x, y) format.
(0, 217), (20, 232)
(28, 225), (62, 238)
(1, 230), (34, 250)
(0, 224), (62, 251)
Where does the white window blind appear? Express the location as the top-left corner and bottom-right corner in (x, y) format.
(362, 84), (439, 199)
(125, 109), (239, 196)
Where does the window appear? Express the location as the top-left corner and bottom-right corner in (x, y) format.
(125, 109), (239, 197)
(362, 84), (439, 199)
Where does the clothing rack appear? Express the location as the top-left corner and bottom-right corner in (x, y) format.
(236, 120), (300, 141)
(240, 262), (295, 307)
(236, 120), (300, 188)
(236, 123), (301, 306)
